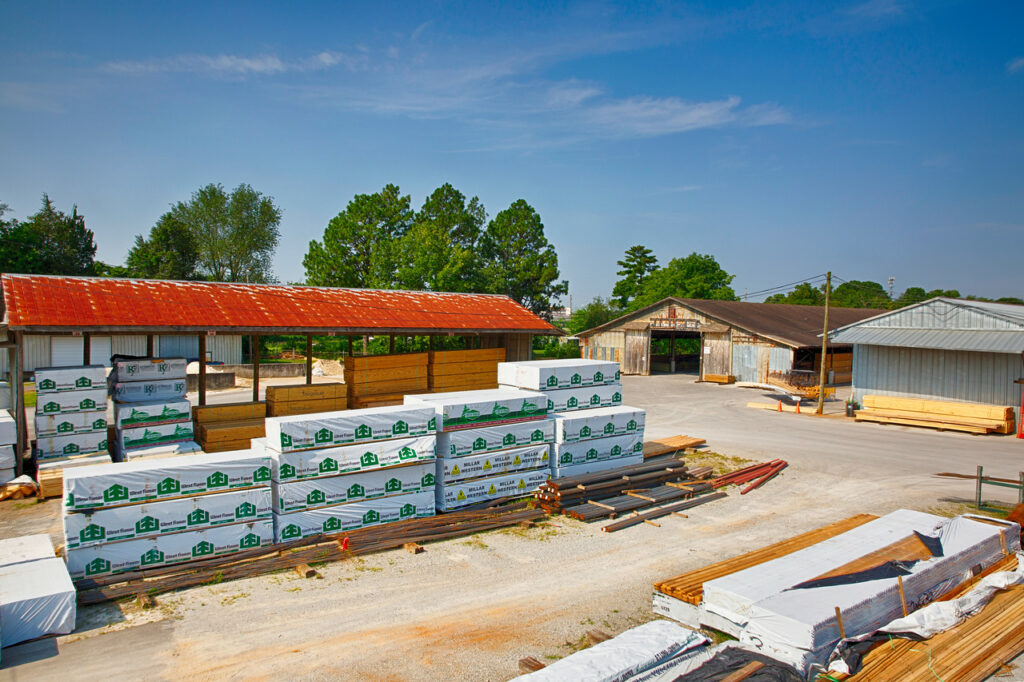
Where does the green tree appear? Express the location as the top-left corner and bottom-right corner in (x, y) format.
(396, 183), (486, 292)
(126, 211), (201, 280)
(303, 184), (413, 288)
(764, 282), (826, 306)
(478, 199), (567, 316)
(831, 280), (891, 309)
(612, 245), (659, 306)
(0, 195), (97, 275)
(927, 289), (961, 299)
(630, 253), (737, 309)
(566, 297), (623, 334)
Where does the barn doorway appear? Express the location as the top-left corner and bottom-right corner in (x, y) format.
(649, 330), (701, 374)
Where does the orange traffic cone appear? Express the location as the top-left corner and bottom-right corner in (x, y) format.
(795, 401), (801, 414)
(777, 401), (782, 412)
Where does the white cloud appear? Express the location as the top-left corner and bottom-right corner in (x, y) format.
(584, 95), (788, 137)
(1008, 57), (1024, 74)
(103, 51), (365, 76)
(545, 81), (603, 108)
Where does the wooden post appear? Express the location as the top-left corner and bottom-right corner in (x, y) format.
(897, 575), (908, 616)
(362, 335), (369, 356)
(10, 334), (24, 476)
(251, 334), (260, 402)
(146, 334), (154, 357)
(977, 464), (984, 509)
(198, 334), (207, 406)
(834, 606), (846, 639)
(348, 336), (354, 357)
(429, 335), (435, 350)
(816, 271), (831, 415)
(306, 334), (313, 385)
(83, 332), (91, 365)
(670, 330), (676, 373)
(388, 335), (395, 354)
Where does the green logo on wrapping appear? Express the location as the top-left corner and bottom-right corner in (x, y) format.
(282, 524), (301, 540)
(560, 452), (573, 464)
(207, 471), (229, 488)
(92, 418), (106, 430)
(279, 463), (296, 479)
(63, 443), (81, 454)
(360, 451), (379, 467)
(421, 472), (435, 486)
(363, 509), (380, 524)
(104, 483), (129, 503)
(80, 398), (96, 410)
(57, 421), (73, 433)
(39, 378), (56, 391)
(633, 442), (643, 453)
(473, 437), (488, 451)
(136, 516), (160, 533)
(627, 419), (637, 431)
(398, 446), (416, 461)
(235, 501), (256, 518)
(319, 458), (338, 473)
(590, 394), (601, 406)
(315, 428), (333, 444)
(604, 423), (615, 435)
(43, 401), (60, 413)
(594, 371), (604, 383)
(392, 420), (408, 435)
(323, 517), (342, 533)
(567, 396), (578, 408)
(586, 448), (598, 461)
(253, 466), (270, 483)
(615, 370), (621, 380)
(354, 424), (372, 439)
(385, 477), (402, 492)
(503, 433), (516, 446)
(280, 433), (293, 449)
(80, 524), (106, 543)
(85, 557), (110, 576)
(531, 429), (544, 442)
(400, 503), (415, 518)
(141, 548), (164, 566)
(192, 540), (214, 557)
(75, 377), (92, 388)
(612, 392), (621, 403)
(307, 489), (326, 505)
(547, 399), (554, 412)
(428, 417), (437, 431)
(156, 478), (180, 496)
(546, 375), (559, 387)
(187, 508), (209, 526)
(579, 426), (591, 438)
(571, 373), (582, 385)
(239, 533), (260, 549)
(611, 445), (622, 457)
(347, 483), (365, 498)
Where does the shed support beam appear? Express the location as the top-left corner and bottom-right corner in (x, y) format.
(389, 335), (394, 354)
(198, 334), (207, 406)
(146, 334), (154, 357)
(429, 335), (435, 350)
(362, 335), (369, 356)
(83, 332), (91, 365)
(9, 335), (24, 476)
(306, 334), (313, 385)
(670, 330), (676, 374)
(251, 335), (260, 402)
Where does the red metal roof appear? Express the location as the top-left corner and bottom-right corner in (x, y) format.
(0, 274), (562, 335)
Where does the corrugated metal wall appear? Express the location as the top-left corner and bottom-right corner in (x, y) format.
(853, 345), (1022, 418)
(731, 343), (793, 383)
(769, 346), (793, 376)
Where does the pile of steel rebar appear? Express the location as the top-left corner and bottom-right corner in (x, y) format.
(711, 459), (787, 494)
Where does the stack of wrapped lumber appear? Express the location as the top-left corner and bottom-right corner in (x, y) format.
(500, 359), (622, 414)
(405, 388), (550, 510)
(194, 401), (266, 453)
(111, 358), (197, 460)
(261, 404), (437, 540)
(0, 534), (76, 651)
(265, 383), (346, 417)
(427, 348), (504, 392)
(62, 450), (275, 578)
(344, 353), (427, 409)
(0, 410), (17, 484)
(855, 395), (1015, 434)
(33, 365), (111, 498)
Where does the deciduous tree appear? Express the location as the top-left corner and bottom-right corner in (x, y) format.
(630, 253), (736, 308)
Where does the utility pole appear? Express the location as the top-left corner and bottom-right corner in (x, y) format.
(816, 272), (832, 415)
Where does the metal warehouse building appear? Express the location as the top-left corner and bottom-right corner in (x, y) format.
(577, 297), (882, 381)
(830, 297), (1024, 420)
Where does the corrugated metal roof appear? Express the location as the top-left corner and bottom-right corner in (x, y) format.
(832, 327), (1024, 354)
(0, 274), (562, 335)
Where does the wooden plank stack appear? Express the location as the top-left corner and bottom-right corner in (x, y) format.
(855, 395), (1015, 434)
(193, 401), (267, 452)
(703, 373), (735, 384)
(265, 383), (347, 417)
(427, 348), (504, 391)
(344, 354), (428, 408)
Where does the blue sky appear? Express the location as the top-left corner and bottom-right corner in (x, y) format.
(1, 1), (1021, 304)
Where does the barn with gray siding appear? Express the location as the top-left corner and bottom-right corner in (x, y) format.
(830, 298), (1024, 419)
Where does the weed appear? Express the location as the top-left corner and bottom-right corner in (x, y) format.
(461, 537), (489, 550)
(220, 592), (250, 606)
(684, 451), (755, 476)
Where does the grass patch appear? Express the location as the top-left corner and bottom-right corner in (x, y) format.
(701, 627), (737, 645)
(682, 450), (755, 476)
(461, 537), (489, 550)
(24, 385), (36, 408)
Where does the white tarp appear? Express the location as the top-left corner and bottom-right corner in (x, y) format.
(497, 359), (621, 391)
(436, 467), (550, 511)
(36, 430), (108, 459)
(63, 450), (271, 511)
(272, 462), (435, 512)
(551, 454), (645, 479)
(63, 488), (273, 549)
(34, 365), (107, 393)
(0, 444), (14, 469)
(0, 411), (14, 445)
(273, 490), (435, 541)
(544, 384), (622, 412)
(253, 435), (436, 481)
(36, 453), (112, 472)
(0, 534), (54, 567)
(34, 409), (107, 438)
(33, 388), (107, 415)
(0, 558), (76, 647)
(265, 405), (437, 452)
(114, 398), (192, 428)
(436, 443), (550, 485)
(404, 388), (548, 431)
(552, 433), (644, 467)
(124, 441), (203, 461)
(117, 422), (195, 451)
(113, 379), (188, 403)
(112, 357), (187, 382)
(436, 420), (554, 457)
(553, 406), (646, 443)
(65, 519), (274, 578)
(512, 620), (708, 682)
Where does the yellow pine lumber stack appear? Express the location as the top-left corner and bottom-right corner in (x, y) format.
(266, 383), (348, 417)
(855, 395), (1014, 434)
(343, 354), (428, 400)
(193, 401), (267, 424)
(703, 374), (735, 384)
(193, 400), (269, 452)
(427, 348), (504, 391)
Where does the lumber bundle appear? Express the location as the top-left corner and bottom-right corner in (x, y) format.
(193, 400), (267, 452)
(193, 401), (266, 424)
(266, 383), (347, 417)
(703, 374), (735, 384)
(344, 353), (428, 402)
(855, 395), (1015, 434)
(427, 348), (504, 391)
(815, 351), (853, 384)
(642, 435), (706, 459)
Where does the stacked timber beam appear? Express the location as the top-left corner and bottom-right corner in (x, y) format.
(428, 348), (504, 392)
(855, 395), (1015, 434)
(344, 353), (427, 409)
(193, 401), (267, 453)
(265, 383), (347, 417)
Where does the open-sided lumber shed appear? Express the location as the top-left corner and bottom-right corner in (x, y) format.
(0, 274), (562, 470)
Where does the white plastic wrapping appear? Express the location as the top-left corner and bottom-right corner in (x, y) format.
(34, 409), (107, 438)
(544, 384), (622, 412)
(272, 462), (435, 512)
(63, 488), (273, 549)
(0, 558), (76, 646)
(0, 534), (54, 567)
(65, 519), (274, 578)
(404, 388), (548, 431)
(114, 398), (192, 428)
(265, 404), (437, 452)
(436, 420), (554, 457)
(34, 365), (107, 393)
(63, 450), (271, 511)
(436, 443), (550, 485)
(0, 467), (13, 485)
(33, 388), (107, 415)
(273, 490), (435, 541)
(124, 441), (204, 461)
(254, 435), (436, 481)
(36, 453), (113, 472)
(497, 359), (621, 391)
(118, 421), (195, 451)
(0, 410), (18, 445)
(550, 454), (645, 479)
(36, 430), (108, 459)
(0, 444), (14, 469)
(553, 406), (646, 443)
(112, 357), (187, 382)
(551, 433), (645, 467)
(436, 467), (550, 511)
(113, 379), (187, 403)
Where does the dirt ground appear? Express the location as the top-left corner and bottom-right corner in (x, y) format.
(2, 373), (1022, 681)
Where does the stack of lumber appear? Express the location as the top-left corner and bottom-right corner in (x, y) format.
(642, 435), (706, 459)
(816, 351), (853, 384)
(266, 383), (347, 417)
(344, 354), (427, 408)
(855, 395), (1015, 434)
(702, 374), (734, 384)
(193, 401), (267, 453)
(428, 348), (504, 391)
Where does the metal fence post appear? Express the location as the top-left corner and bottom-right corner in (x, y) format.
(977, 465), (983, 509)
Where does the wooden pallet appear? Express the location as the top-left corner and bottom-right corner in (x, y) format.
(703, 374), (735, 384)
